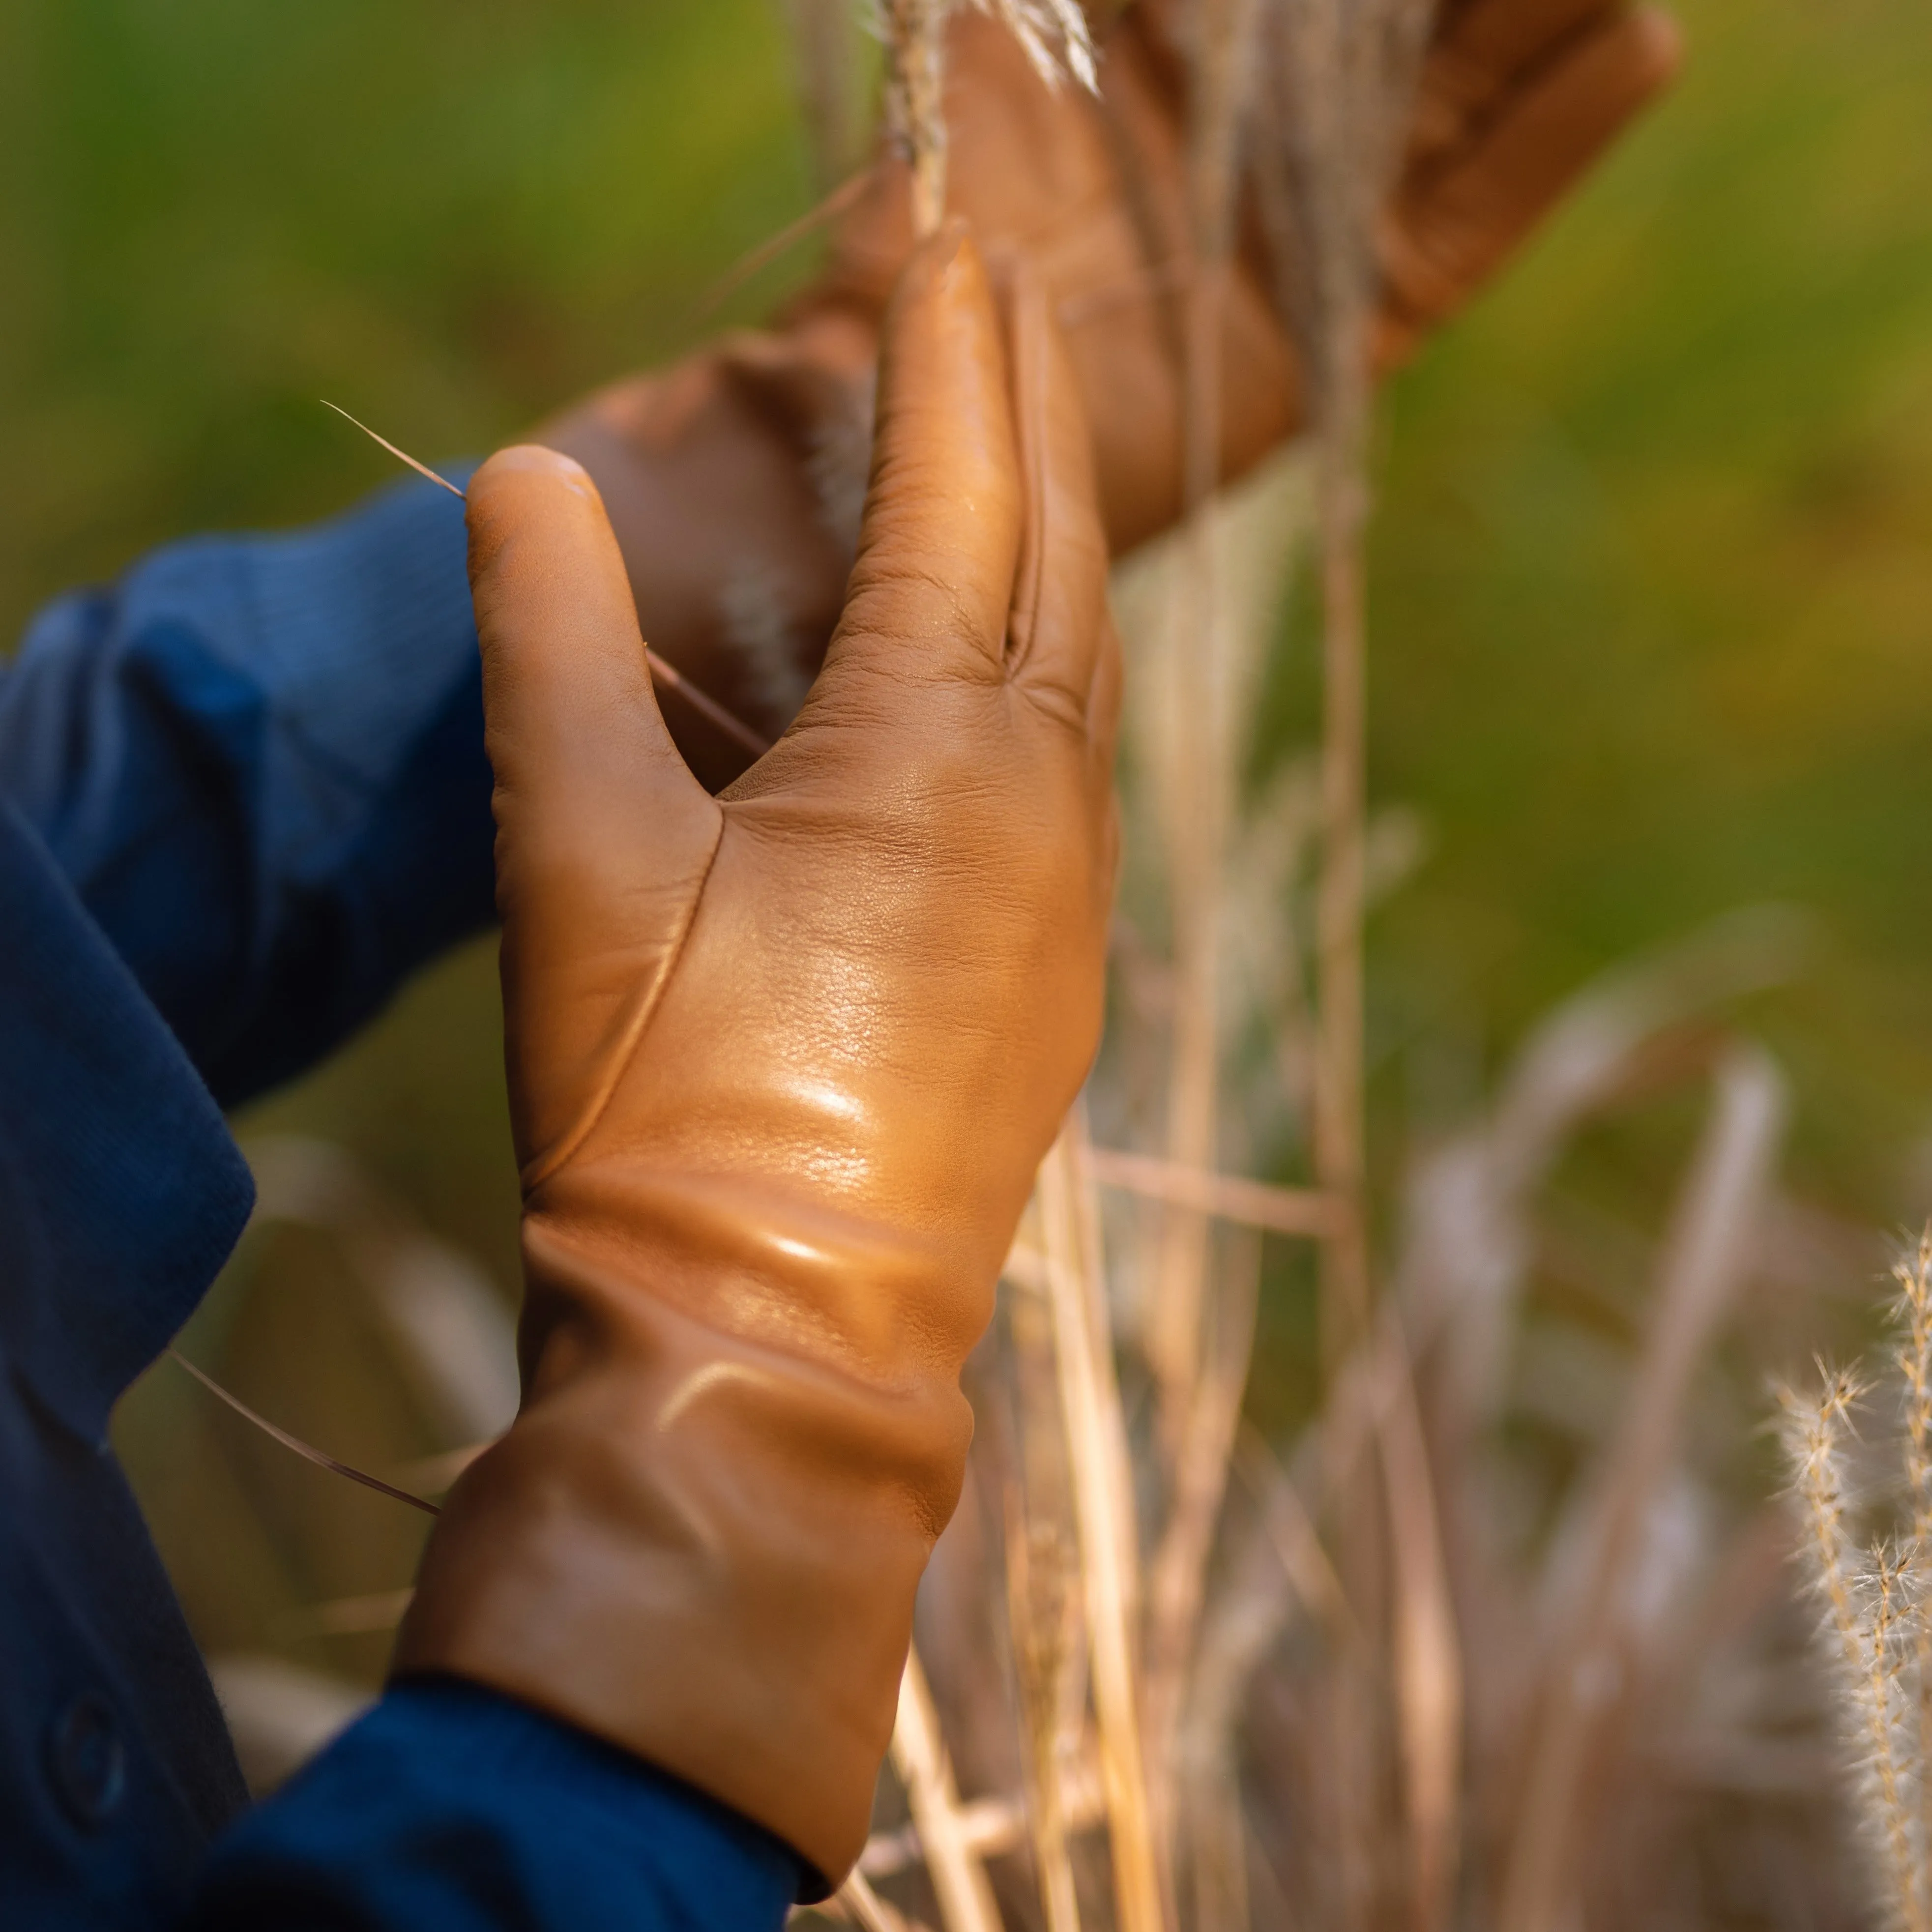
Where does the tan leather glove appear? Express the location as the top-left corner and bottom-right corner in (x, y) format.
(544, 0), (1678, 784)
(393, 225), (1119, 1891)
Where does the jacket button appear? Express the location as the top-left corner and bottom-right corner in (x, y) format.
(47, 1693), (127, 1829)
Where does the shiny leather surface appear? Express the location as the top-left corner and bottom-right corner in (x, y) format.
(394, 228), (1119, 1889)
(543, 0), (1678, 784)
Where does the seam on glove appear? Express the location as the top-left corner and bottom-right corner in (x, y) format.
(522, 809), (727, 1192)
(1004, 261), (1052, 681)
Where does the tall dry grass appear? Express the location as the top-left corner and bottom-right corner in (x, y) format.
(160, 7), (1909, 1929)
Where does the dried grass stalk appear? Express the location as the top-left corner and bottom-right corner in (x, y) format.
(1105, 445), (1328, 1929)
(1039, 1118), (1166, 1932)
(1253, 0), (1436, 1370)
(1086, 1146), (1343, 1239)
(890, 1648), (1005, 1932)
(1246, 14), (1438, 1896)
(1145, 0), (1263, 1469)
(876, 0), (950, 234)
(1143, 1229), (1260, 1856)
(324, 406), (773, 757)
(1003, 1482), (1085, 1932)
(1500, 1044), (1789, 1932)
(167, 1349), (443, 1517)
(836, 1868), (923, 1932)
(997, 1228), (1091, 1932)
(1179, 1420), (1375, 1925)
(1374, 1322), (1462, 1932)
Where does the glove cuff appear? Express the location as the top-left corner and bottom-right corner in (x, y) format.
(392, 1166), (992, 1889)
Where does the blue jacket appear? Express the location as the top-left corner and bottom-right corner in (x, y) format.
(0, 475), (801, 1928)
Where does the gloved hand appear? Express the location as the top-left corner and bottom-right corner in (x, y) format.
(393, 225), (1119, 1892)
(542, 0), (1679, 784)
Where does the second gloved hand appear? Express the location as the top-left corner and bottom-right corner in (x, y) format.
(543, 0), (1679, 785)
(393, 225), (1119, 1893)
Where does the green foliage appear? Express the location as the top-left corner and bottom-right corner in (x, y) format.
(1366, 0), (1932, 1216)
(0, 0), (812, 630)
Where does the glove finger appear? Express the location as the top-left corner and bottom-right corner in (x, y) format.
(1382, 6), (1681, 342)
(467, 446), (723, 1184)
(468, 446), (713, 863)
(816, 221), (1023, 695)
(1004, 255), (1114, 735)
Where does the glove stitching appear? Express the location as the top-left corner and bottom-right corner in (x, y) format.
(1005, 266), (1052, 680)
(522, 809), (728, 1193)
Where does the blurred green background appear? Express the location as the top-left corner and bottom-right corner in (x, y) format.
(1, 0), (1928, 1688)
(1368, 0), (1932, 1215)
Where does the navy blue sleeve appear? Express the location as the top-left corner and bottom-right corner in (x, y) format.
(0, 472), (497, 1110)
(185, 1680), (803, 1932)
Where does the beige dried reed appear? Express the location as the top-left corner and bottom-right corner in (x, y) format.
(1779, 1239), (1932, 1932)
(1143, 0), (1261, 1464)
(1252, 0), (1434, 1374)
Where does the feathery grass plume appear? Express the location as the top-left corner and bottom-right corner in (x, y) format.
(1780, 1361), (1930, 1932)
(1898, 1235), (1932, 1544)
(1870, 1547), (1929, 1932)
(868, 1), (1096, 235)
(1901, 1233), (1932, 1880)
